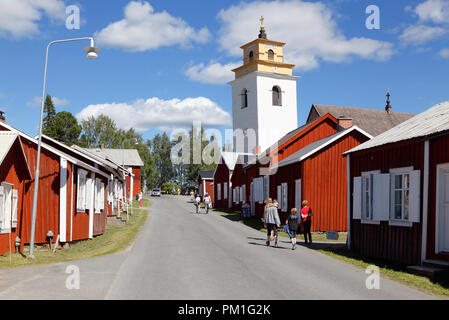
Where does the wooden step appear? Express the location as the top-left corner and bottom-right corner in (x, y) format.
(423, 259), (449, 269)
(407, 265), (449, 282)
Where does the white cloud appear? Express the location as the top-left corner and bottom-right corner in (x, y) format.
(95, 1), (211, 51)
(185, 61), (240, 84)
(440, 48), (449, 58)
(27, 95), (70, 108)
(76, 97), (231, 132)
(415, 0), (449, 24)
(0, 0), (66, 38)
(399, 24), (447, 45)
(215, 0), (394, 71)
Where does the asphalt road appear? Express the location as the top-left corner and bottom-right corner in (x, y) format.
(0, 196), (441, 300)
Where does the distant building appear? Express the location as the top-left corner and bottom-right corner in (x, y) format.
(85, 147), (144, 201)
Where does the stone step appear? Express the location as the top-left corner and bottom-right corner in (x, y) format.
(407, 265), (449, 282)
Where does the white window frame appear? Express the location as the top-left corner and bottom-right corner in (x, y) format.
(361, 170), (380, 224)
(0, 182), (14, 234)
(389, 166), (420, 227)
(76, 169), (88, 212)
(281, 182), (288, 212)
(224, 182), (228, 200)
(263, 175), (270, 203)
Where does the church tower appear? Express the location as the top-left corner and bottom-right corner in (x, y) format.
(229, 17), (299, 154)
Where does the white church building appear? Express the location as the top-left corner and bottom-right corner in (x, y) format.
(229, 19), (299, 155)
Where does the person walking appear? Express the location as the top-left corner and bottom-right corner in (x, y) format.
(286, 208), (299, 250)
(264, 198), (280, 247)
(137, 192), (143, 207)
(204, 193), (211, 214)
(301, 200), (313, 245)
(194, 194), (201, 214)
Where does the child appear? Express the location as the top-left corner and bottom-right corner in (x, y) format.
(286, 208), (299, 250)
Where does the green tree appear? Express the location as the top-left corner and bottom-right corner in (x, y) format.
(79, 114), (122, 148)
(42, 94), (56, 135)
(183, 125), (221, 189)
(47, 111), (82, 145)
(150, 132), (174, 187)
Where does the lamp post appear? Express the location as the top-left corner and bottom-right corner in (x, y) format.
(29, 37), (100, 259)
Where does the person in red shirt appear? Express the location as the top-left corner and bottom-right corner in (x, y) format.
(300, 200), (312, 245)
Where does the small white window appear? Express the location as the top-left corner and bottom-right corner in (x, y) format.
(0, 183), (14, 233)
(281, 182), (288, 212)
(224, 182), (228, 200)
(77, 169), (88, 212)
(390, 168), (421, 223)
(263, 175), (270, 202)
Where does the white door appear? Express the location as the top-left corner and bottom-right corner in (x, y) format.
(437, 166), (449, 253)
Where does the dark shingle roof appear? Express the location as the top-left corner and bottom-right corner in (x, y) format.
(308, 104), (415, 137)
(199, 170), (214, 180)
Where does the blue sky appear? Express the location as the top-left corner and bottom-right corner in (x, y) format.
(0, 0), (449, 144)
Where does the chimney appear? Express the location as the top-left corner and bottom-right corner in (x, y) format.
(385, 88), (392, 114)
(337, 116), (353, 130)
(0, 111), (5, 123)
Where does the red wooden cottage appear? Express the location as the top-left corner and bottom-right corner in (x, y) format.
(41, 135), (124, 236)
(214, 152), (253, 210)
(0, 132), (32, 255)
(346, 100), (449, 267)
(198, 170), (214, 202)
(0, 120), (114, 253)
(85, 147), (144, 202)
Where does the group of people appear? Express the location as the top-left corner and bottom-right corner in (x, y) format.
(263, 199), (313, 250)
(192, 193), (211, 214)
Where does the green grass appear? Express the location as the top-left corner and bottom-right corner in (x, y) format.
(0, 203), (149, 269)
(212, 208), (347, 243)
(318, 247), (449, 298)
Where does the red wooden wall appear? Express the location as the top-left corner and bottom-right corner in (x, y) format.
(0, 141), (29, 255)
(349, 138), (424, 266)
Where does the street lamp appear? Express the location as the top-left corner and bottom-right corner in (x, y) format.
(29, 37), (100, 259)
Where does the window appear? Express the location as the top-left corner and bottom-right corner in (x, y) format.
(217, 183), (221, 201)
(0, 183), (17, 233)
(224, 182), (228, 200)
(249, 51), (254, 61)
(254, 177), (264, 203)
(272, 86), (282, 106)
(241, 89), (248, 109)
(268, 49), (274, 61)
(362, 174), (372, 220)
(263, 175), (270, 202)
(392, 173), (410, 220)
(281, 183), (288, 212)
(95, 179), (105, 214)
(389, 167), (420, 223)
(76, 169), (88, 212)
(352, 168), (421, 225)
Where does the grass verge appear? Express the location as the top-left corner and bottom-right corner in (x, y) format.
(318, 247), (449, 298)
(0, 202), (149, 269)
(212, 208), (347, 243)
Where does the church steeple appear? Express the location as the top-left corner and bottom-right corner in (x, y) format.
(258, 16), (267, 39)
(231, 18), (295, 80)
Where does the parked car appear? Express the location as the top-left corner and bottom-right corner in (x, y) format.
(151, 188), (161, 197)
